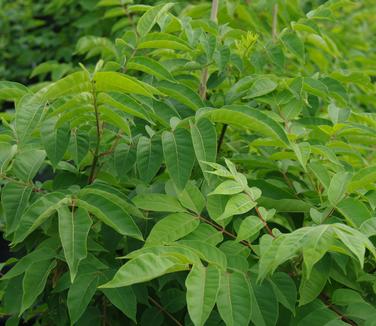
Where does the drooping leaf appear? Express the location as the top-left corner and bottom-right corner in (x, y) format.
(21, 259), (57, 314)
(158, 80), (204, 111)
(299, 256), (331, 306)
(67, 271), (100, 324)
(1, 182), (32, 235)
(13, 192), (69, 245)
(11, 149), (46, 181)
(162, 128), (195, 190)
(41, 116), (71, 167)
(216, 271), (252, 326)
(58, 206), (92, 282)
(101, 286), (137, 322)
(77, 190), (143, 240)
(190, 118), (217, 179)
(185, 264), (220, 326)
(100, 253), (185, 288)
(136, 135), (163, 183)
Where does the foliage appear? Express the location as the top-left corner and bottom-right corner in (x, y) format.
(1, 0), (376, 325)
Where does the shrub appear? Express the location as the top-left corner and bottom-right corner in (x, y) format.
(1, 0), (376, 325)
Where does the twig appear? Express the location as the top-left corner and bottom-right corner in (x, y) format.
(255, 206), (275, 238)
(0, 174), (44, 193)
(217, 124), (228, 154)
(319, 293), (357, 326)
(88, 81), (101, 184)
(99, 131), (123, 158)
(198, 0), (219, 100)
(198, 215), (257, 253)
(272, 4), (278, 42)
(148, 296), (183, 326)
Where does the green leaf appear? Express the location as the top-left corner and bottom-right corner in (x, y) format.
(20, 259), (56, 315)
(281, 31), (305, 62)
(15, 95), (45, 143)
(11, 149), (46, 181)
(250, 279), (279, 326)
(328, 171), (351, 206)
(58, 206), (92, 282)
(138, 32), (191, 51)
(101, 286), (137, 322)
(41, 116), (71, 167)
(336, 197), (372, 227)
(219, 193), (256, 220)
(210, 180), (244, 195)
(100, 253), (184, 288)
(137, 3), (174, 36)
(236, 215), (264, 241)
(114, 143), (136, 178)
(162, 128), (195, 190)
(0, 81), (30, 102)
(348, 166), (376, 192)
(68, 272), (99, 324)
(245, 77), (278, 99)
(299, 256), (331, 306)
(190, 118), (217, 180)
(183, 223), (223, 246)
(98, 92), (150, 121)
(0, 143), (17, 173)
(185, 264), (220, 326)
(136, 135), (163, 183)
(132, 193), (186, 212)
(41, 71), (91, 101)
(216, 271), (252, 326)
(178, 240), (227, 269)
(1, 239), (58, 280)
(13, 192), (69, 245)
(176, 181), (206, 214)
(146, 213), (199, 245)
(1, 182), (32, 235)
(69, 130), (90, 167)
(94, 71), (156, 97)
(199, 105), (289, 146)
(158, 80), (204, 111)
(128, 56), (174, 81)
(77, 190), (142, 240)
(269, 272), (297, 313)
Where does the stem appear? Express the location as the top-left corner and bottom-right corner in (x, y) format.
(198, 0), (219, 100)
(272, 3), (278, 42)
(198, 215), (257, 253)
(88, 81), (101, 184)
(217, 124), (228, 153)
(148, 296), (183, 326)
(255, 206), (275, 238)
(99, 131), (123, 158)
(0, 174), (44, 192)
(319, 293), (357, 326)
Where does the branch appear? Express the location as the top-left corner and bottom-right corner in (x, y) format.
(198, 215), (257, 254)
(198, 0), (219, 100)
(148, 296), (183, 326)
(217, 124), (228, 153)
(272, 3), (278, 42)
(88, 81), (101, 184)
(319, 293), (357, 326)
